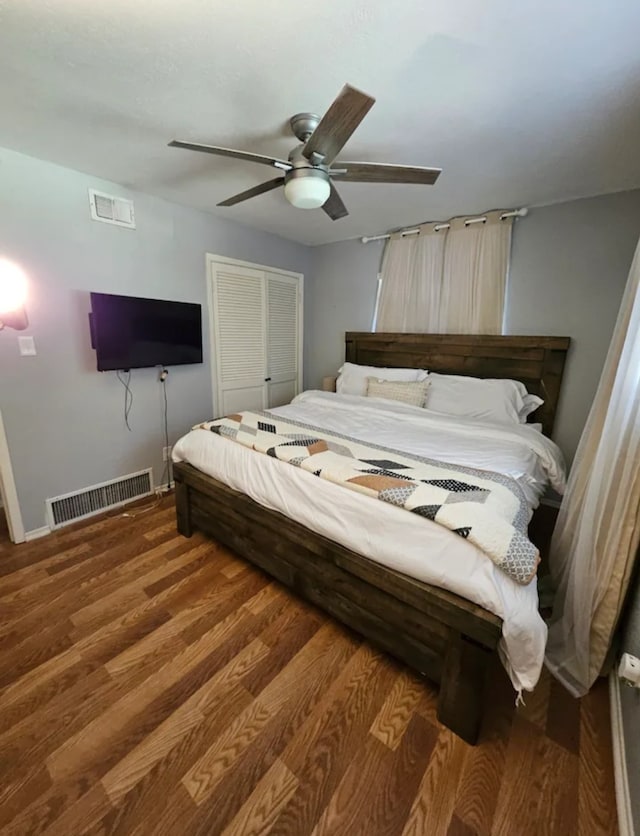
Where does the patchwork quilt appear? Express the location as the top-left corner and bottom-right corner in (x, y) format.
(199, 411), (539, 585)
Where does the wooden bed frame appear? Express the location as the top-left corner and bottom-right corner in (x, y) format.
(174, 333), (570, 743)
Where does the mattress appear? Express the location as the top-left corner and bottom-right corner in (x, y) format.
(172, 390), (567, 693)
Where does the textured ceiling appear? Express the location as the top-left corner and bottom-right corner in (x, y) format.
(1, 0), (640, 246)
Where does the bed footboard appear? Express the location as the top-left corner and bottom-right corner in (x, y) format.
(174, 460), (503, 744)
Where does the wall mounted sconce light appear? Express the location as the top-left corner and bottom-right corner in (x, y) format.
(0, 258), (29, 331)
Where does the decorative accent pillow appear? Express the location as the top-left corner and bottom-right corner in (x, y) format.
(336, 362), (428, 397)
(366, 377), (431, 407)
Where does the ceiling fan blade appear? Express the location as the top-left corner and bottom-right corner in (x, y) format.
(169, 140), (292, 171)
(322, 182), (349, 221)
(331, 161), (442, 185)
(302, 84), (375, 166)
(217, 177), (285, 207)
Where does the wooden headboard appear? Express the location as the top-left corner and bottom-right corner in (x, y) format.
(345, 332), (571, 437)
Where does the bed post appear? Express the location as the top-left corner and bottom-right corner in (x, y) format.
(437, 631), (492, 745)
(175, 476), (193, 538)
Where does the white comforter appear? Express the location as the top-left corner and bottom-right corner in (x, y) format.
(173, 391), (566, 693)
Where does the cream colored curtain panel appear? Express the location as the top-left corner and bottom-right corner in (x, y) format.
(546, 234), (640, 697)
(376, 210), (513, 333)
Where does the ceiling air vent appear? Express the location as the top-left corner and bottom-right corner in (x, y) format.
(88, 188), (136, 228)
(46, 468), (153, 528)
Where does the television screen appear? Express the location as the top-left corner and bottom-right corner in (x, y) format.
(89, 292), (203, 371)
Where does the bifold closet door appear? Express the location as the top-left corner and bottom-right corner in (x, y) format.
(211, 264), (268, 415)
(265, 272), (300, 408)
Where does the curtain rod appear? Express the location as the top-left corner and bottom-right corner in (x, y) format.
(360, 207), (528, 243)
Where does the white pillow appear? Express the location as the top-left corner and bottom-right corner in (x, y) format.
(425, 373), (531, 425)
(366, 377), (431, 408)
(520, 393), (544, 422)
(336, 362), (428, 397)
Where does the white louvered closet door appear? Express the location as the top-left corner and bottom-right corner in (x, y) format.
(210, 259), (302, 417)
(211, 264), (268, 415)
(265, 272), (300, 408)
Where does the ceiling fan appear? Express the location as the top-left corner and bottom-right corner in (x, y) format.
(168, 84), (442, 221)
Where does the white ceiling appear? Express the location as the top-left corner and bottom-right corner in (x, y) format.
(1, 0), (640, 246)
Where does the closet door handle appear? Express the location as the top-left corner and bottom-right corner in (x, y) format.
(264, 377), (272, 382)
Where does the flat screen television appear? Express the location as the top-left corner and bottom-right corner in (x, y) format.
(89, 292), (203, 371)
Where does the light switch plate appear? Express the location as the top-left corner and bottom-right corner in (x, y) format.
(18, 335), (36, 356)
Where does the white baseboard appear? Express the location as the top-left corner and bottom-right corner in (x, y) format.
(25, 525), (52, 542)
(609, 672), (635, 836)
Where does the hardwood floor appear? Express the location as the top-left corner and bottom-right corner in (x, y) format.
(0, 498), (617, 835)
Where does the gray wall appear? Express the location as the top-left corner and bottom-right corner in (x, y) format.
(0, 147), (309, 532)
(304, 238), (384, 390)
(505, 190), (640, 462)
(304, 189), (640, 463)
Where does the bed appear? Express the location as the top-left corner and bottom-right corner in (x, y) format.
(173, 332), (570, 743)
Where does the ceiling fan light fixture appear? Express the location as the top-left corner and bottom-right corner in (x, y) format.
(284, 169), (330, 210)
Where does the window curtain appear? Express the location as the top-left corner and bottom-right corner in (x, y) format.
(376, 210), (513, 333)
(376, 223), (445, 331)
(546, 233), (640, 697)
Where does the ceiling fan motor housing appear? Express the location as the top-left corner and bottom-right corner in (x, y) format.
(289, 112), (320, 143)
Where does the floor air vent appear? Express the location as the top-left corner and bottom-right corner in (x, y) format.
(46, 469), (154, 528)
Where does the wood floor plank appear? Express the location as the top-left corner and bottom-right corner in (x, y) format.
(0, 498), (618, 836)
(0, 505), (172, 578)
(0, 527), (180, 623)
(34, 782), (113, 836)
(0, 534), (186, 654)
(448, 814), (480, 836)
(518, 666), (551, 731)
(45, 606), (262, 782)
(101, 639), (270, 804)
(279, 644), (389, 776)
(0, 620), (75, 689)
(452, 661), (515, 834)
(176, 572), (272, 646)
(369, 669), (425, 751)
(311, 712), (438, 836)
(241, 604), (322, 697)
(578, 679), (618, 836)
(546, 676), (581, 754)
(0, 531), (174, 615)
(272, 648), (397, 835)
(0, 542), (91, 580)
(0, 566), (49, 596)
(182, 622), (344, 806)
(67, 544), (233, 647)
(491, 715), (579, 836)
(0, 765), (52, 830)
(0, 665), (114, 781)
(180, 628), (360, 836)
(220, 558), (251, 580)
(221, 757), (299, 836)
(143, 519), (180, 542)
(400, 729), (469, 836)
(100, 599), (297, 833)
(99, 569), (266, 683)
(98, 684), (255, 835)
(68, 540), (210, 628)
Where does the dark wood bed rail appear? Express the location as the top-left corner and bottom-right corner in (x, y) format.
(345, 332), (570, 437)
(175, 462), (502, 744)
